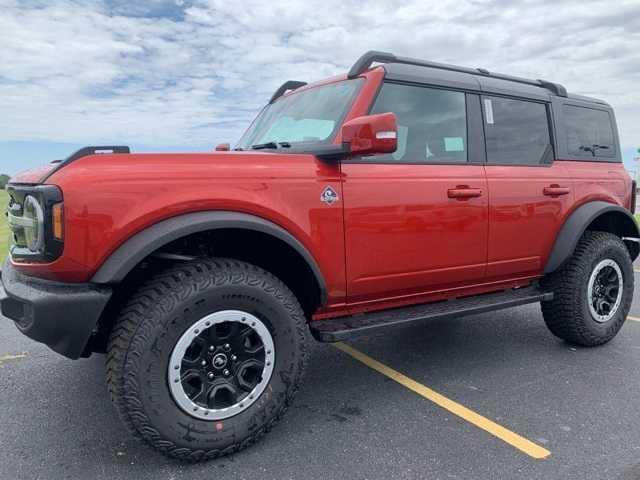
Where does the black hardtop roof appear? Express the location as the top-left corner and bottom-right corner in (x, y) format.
(349, 50), (608, 107)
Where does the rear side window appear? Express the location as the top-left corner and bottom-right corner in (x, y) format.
(483, 96), (553, 165)
(563, 105), (615, 157)
(370, 83), (467, 164)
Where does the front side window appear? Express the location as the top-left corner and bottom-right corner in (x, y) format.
(564, 105), (615, 157)
(237, 79), (362, 150)
(369, 83), (468, 163)
(483, 96), (552, 165)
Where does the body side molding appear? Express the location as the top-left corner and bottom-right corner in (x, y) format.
(91, 211), (328, 305)
(544, 201), (639, 274)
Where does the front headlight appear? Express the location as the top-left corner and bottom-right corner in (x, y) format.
(23, 195), (45, 253)
(6, 185), (64, 262)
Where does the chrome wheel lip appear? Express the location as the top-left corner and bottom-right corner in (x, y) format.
(168, 310), (275, 421)
(587, 259), (623, 323)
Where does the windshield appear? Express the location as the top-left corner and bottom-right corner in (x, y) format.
(236, 79), (363, 150)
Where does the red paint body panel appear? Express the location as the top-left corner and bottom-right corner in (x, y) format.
(341, 163), (488, 305)
(561, 160), (629, 210)
(484, 162), (573, 279)
(12, 164), (58, 184)
(9, 68), (387, 315)
(8, 67), (634, 321)
(15, 153), (348, 305)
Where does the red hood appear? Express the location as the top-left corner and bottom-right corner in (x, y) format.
(11, 163), (59, 184)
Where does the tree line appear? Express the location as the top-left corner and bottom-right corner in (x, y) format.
(0, 174), (10, 189)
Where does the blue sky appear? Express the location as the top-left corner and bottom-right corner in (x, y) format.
(1, 0), (639, 176)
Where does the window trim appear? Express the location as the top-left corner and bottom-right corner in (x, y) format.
(467, 93), (487, 165)
(343, 80), (475, 166)
(479, 94), (556, 168)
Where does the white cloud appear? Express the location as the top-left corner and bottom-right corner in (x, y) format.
(0, 0), (638, 151)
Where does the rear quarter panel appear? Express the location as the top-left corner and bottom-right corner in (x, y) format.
(561, 160), (630, 211)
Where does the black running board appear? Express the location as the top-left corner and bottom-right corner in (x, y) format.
(311, 286), (553, 342)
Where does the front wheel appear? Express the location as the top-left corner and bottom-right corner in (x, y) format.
(106, 258), (309, 461)
(541, 231), (634, 346)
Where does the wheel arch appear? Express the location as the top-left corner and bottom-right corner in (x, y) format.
(544, 201), (640, 274)
(91, 211), (328, 308)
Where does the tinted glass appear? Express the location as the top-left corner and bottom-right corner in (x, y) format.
(483, 96), (552, 165)
(237, 79), (362, 149)
(564, 105), (615, 157)
(370, 83), (467, 163)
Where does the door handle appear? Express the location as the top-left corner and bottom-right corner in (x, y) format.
(447, 187), (483, 199)
(543, 185), (570, 196)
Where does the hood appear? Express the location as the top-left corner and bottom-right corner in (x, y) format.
(10, 146), (131, 185)
(11, 162), (59, 185)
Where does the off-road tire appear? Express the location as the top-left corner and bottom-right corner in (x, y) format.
(541, 231), (633, 346)
(106, 258), (309, 461)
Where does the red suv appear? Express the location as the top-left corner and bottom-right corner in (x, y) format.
(2, 51), (638, 461)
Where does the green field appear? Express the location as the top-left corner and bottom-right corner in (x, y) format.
(0, 190), (8, 263)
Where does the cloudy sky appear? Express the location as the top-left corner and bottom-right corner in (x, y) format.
(1, 0), (639, 175)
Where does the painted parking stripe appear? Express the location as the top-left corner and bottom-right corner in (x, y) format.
(628, 316), (640, 322)
(634, 269), (640, 274)
(334, 342), (551, 460)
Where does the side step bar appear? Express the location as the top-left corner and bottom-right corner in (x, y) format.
(311, 286), (553, 342)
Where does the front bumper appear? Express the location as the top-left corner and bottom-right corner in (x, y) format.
(0, 259), (112, 359)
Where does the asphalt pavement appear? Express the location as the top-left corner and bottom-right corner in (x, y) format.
(2, 273), (640, 480)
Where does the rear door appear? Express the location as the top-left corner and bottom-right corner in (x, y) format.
(341, 82), (489, 305)
(482, 95), (572, 279)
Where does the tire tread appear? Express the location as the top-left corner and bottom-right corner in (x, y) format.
(106, 258), (308, 461)
(541, 231), (633, 346)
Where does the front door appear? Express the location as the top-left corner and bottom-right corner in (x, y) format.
(341, 82), (488, 305)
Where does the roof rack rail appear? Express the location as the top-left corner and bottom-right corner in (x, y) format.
(269, 80), (308, 103)
(347, 50), (567, 97)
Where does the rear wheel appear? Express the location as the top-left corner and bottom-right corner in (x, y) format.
(106, 258), (309, 461)
(541, 231), (633, 346)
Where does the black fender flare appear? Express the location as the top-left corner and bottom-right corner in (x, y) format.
(91, 211), (328, 305)
(544, 201), (640, 274)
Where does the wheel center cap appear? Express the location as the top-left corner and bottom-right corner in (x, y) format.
(212, 353), (228, 369)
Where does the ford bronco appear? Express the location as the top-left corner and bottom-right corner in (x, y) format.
(2, 51), (638, 461)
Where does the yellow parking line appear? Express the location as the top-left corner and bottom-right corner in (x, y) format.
(334, 342), (551, 460)
(0, 352), (27, 365)
(628, 316), (640, 322)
